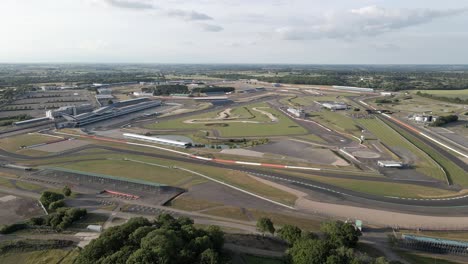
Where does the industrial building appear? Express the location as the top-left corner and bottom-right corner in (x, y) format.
(287, 107), (305, 118)
(332, 86), (375, 93)
(61, 98), (161, 127)
(321, 102), (348, 110)
(377, 160), (404, 168)
(123, 133), (192, 148)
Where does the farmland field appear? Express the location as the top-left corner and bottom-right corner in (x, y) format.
(414, 89), (468, 100)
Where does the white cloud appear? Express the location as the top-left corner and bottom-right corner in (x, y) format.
(200, 23), (223, 32)
(103, 0), (155, 10)
(167, 9), (212, 21)
(275, 6), (468, 40)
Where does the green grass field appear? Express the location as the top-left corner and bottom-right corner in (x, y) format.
(0, 134), (56, 152)
(356, 118), (446, 181)
(382, 119), (468, 186)
(414, 89), (468, 100)
(0, 249), (76, 264)
(305, 175), (460, 198)
(204, 206), (251, 221)
(147, 103), (308, 137)
(15, 180), (43, 191)
(310, 111), (361, 136)
(273, 170), (460, 198)
(167, 196), (222, 211)
(59, 158), (195, 186)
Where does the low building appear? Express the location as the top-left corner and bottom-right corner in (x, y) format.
(332, 85), (374, 93)
(321, 102), (348, 110)
(380, 92), (393, 96)
(287, 107), (305, 118)
(133, 91), (154, 97)
(412, 114), (435, 123)
(123, 133), (192, 148)
(40, 85), (60, 91)
(377, 160), (404, 168)
(97, 88), (112, 94)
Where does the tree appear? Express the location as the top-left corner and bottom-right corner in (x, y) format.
(277, 224), (302, 245)
(40, 191), (64, 208)
(200, 248), (220, 264)
(320, 221), (361, 248)
(62, 186), (72, 197)
(289, 238), (332, 264)
(256, 217), (275, 236)
(48, 200), (65, 211)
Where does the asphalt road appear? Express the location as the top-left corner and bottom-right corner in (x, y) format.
(2, 144), (468, 213)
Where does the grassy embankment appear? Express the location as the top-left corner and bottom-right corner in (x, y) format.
(0, 134), (55, 153)
(356, 118), (447, 182)
(381, 118), (468, 186)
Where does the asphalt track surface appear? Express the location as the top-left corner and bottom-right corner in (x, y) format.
(2, 144), (468, 213)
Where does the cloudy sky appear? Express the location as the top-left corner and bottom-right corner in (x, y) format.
(0, 0), (467, 63)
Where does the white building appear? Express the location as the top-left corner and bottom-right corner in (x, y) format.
(377, 160), (404, 168)
(380, 92), (393, 96)
(322, 102), (348, 110)
(123, 133), (192, 148)
(287, 107), (305, 118)
(133, 91), (154, 97)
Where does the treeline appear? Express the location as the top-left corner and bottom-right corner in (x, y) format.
(192, 86), (235, 94)
(74, 214), (397, 264)
(0, 207), (87, 234)
(255, 217), (397, 264)
(0, 114), (32, 126)
(209, 72), (468, 91)
(75, 214), (225, 264)
(0, 72), (156, 87)
(142, 84), (189, 96)
(431, 115), (459, 127)
(416, 91), (468, 104)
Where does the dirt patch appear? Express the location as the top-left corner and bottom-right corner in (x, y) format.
(0, 192), (44, 225)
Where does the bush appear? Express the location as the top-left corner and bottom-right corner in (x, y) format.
(28, 217), (45, 226)
(40, 191), (64, 208)
(48, 200), (66, 211)
(0, 223), (28, 234)
(62, 186), (72, 197)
